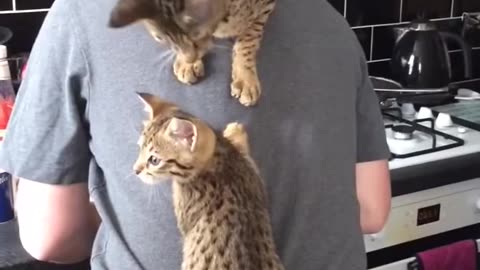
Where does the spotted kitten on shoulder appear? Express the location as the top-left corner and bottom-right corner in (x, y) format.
(109, 0), (275, 107)
(133, 92), (285, 270)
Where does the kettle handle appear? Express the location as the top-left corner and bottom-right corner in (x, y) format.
(440, 32), (472, 79)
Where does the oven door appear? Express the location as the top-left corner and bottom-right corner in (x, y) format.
(364, 178), (480, 269)
(367, 226), (480, 269)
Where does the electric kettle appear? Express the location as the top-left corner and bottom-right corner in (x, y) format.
(391, 19), (472, 91)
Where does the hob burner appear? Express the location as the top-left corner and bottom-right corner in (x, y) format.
(392, 125), (415, 140)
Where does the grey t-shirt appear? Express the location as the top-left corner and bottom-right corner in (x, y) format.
(0, 0), (389, 269)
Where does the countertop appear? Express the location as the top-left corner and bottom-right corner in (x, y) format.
(0, 220), (90, 270)
(390, 151), (480, 196)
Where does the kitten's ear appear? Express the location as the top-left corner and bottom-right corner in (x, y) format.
(136, 92), (175, 119)
(109, 0), (153, 28)
(166, 118), (198, 152)
(183, 0), (218, 25)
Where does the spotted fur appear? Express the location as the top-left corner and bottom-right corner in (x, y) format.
(133, 93), (285, 270)
(109, 0), (276, 106)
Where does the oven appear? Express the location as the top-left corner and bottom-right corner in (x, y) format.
(364, 104), (480, 269)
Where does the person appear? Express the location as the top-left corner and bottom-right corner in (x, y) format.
(0, 0), (391, 269)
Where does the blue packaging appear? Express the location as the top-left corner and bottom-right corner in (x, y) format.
(0, 171), (14, 223)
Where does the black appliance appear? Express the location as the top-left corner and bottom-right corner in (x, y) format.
(391, 19), (472, 91)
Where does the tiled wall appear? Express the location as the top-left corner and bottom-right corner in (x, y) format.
(327, 0), (480, 83)
(0, 0), (51, 55)
(1, 0), (479, 83)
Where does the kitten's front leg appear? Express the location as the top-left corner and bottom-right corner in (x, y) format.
(223, 122), (250, 156)
(231, 34), (263, 106)
(173, 51), (205, 85)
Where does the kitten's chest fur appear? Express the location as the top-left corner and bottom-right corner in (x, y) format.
(213, 0), (272, 38)
(172, 138), (284, 270)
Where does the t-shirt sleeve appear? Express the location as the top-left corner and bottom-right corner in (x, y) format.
(355, 46), (390, 163)
(0, 0), (91, 185)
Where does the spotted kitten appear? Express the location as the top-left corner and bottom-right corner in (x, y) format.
(133, 92), (285, 270)
(109, 0), (275, 107)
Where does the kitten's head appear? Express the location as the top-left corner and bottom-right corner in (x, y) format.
(133, 93), (216, 185)
(109, 0), (225, 53)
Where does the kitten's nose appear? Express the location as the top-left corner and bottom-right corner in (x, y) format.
(133, 164), (143, 175)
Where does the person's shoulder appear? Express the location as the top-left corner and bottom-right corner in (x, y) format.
(48, 0), (113, 27)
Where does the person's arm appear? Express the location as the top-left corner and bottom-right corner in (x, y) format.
(0, 0), (96, 263)
(15, 180), (100, 263)
(353, 38), (392, 234)
(356, 160), (391, 234)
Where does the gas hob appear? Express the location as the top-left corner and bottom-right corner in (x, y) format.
(382, 105), (480, 170)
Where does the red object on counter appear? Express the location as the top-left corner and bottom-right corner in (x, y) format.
(0, 97), (13, 130)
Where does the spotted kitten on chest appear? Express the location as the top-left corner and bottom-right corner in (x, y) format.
(133, 93), (285, 270)
(109, 0), (275, 107)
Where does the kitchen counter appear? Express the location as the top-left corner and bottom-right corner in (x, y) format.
(0, 220), (90, 270)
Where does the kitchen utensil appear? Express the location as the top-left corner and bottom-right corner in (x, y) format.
(370, 76), (456, 108)
(391, 19), (472, 90)
(455, 88), (480, 100)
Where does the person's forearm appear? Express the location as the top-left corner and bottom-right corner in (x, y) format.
(16, 180), (100, 264)
(356, 160), (391, 234)
(359, 204), (388, 234)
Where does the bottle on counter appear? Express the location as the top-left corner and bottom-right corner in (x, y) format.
(0, 45), (15, 140)
(0, 170), (14, 223)
(0, 45), (16, 223)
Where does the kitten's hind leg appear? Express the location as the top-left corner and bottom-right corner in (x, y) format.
(223, 122), (250, 156)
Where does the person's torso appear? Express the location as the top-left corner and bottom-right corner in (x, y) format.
(78, 1), (368, 269)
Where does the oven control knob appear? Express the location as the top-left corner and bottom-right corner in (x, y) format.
(458, 126), (468, 134)
(436, 113), (453, 128)
(417, 107), (434, 119)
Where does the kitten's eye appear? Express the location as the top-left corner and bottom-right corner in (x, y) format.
(148, 156), (162, 166)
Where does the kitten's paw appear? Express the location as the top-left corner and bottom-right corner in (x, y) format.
(173, 58), (204, 84)
(223, 122), (250, 155)
(230, 69), (261, 107)
(223, 122), (245, 139)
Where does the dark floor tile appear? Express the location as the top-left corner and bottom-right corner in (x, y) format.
(368, 60), (393, 78)
(402, 0), (452, 21)
(346, 0), (401, 26)
(0, 12), (48, 54)
(327, 0), (345, 16)
(16, 0), (54, 10)
(0, 1), (13, 11)
(353, 27), (372, 60)
(454, 0), (480, 15)
(450, 48), (480, 81)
